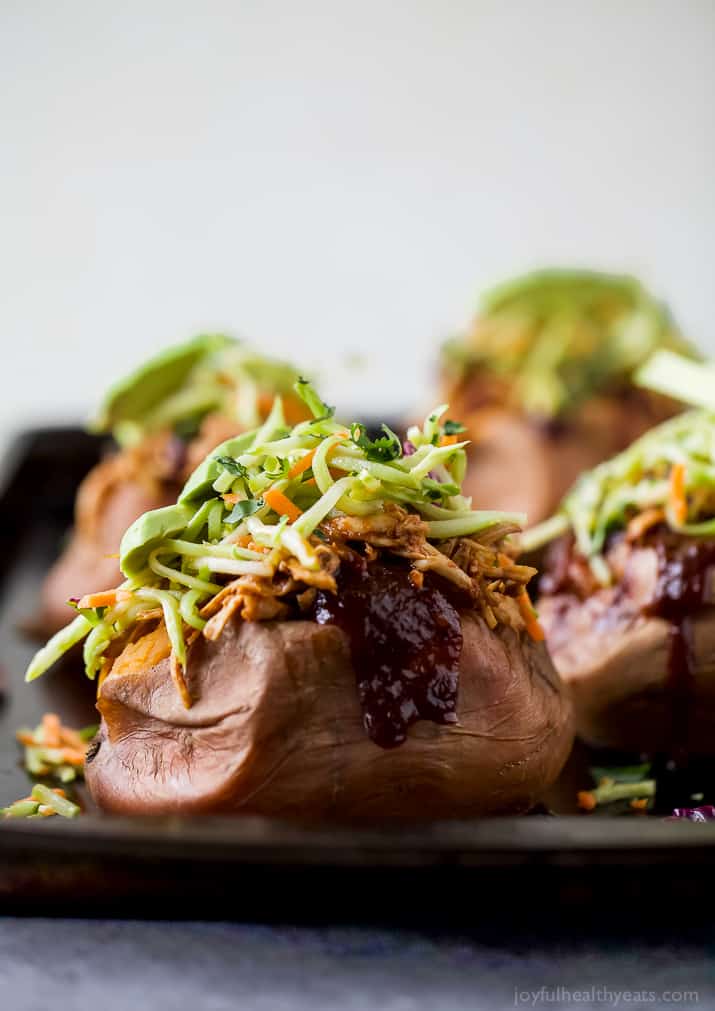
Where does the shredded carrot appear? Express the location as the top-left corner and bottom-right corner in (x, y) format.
(103, 552), (121, 560)
(630, 797), (649, 812)
(517, 590), (545, 642)
(17, 720), (86, 753)
(439, 434), (459, 447)
(59, 748), (87, 767)
(288, 449), (317, 479)
(577, 791), (597, 812)
(41, 713), (61, 748)
(669, 462), (688, 525)
(76, 590), (117, 610)
(58, 727), (86, 752)
(264, 489), (303, 524)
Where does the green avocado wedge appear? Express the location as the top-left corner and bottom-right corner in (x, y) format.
(93, 333), (236, 435)
(120, 504), (196, 579)
(119, 430), (262, 576)
(478, 268), (642, 315)
(178, 431), (258, 504)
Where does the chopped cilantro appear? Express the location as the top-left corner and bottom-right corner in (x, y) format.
(215, 456), (249, 479)
(225, 498), (264, 524)
(349, 423), (402, 463)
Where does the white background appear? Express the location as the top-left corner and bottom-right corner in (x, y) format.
(1, 0), (713, 443)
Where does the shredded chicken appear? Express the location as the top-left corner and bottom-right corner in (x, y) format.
(321, 504), (428, 551)
(320, 504), (536, 634)
(170, 649), (193, 709)
(108, 505), (539, 700)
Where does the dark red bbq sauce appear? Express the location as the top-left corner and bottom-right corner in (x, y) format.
(308, 552), (463, 748)
(646, 539), (715, 756)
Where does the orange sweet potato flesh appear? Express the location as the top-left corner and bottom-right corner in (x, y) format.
(86, 612), (573, 820)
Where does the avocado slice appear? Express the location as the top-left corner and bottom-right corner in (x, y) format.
(120, 504), (196, 579)
(93, 333), (236, 435)
(179, 431), (258, 504)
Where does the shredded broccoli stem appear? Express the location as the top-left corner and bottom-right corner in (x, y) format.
(138, 588), (186, 666)
(31, 783), (80, 819)
(180, 589), (207, 631)
(26, 378), (531, 685)
(520, 354), (715, 581)
(149, 550), (222, 594)
(25, 615), (92, 682)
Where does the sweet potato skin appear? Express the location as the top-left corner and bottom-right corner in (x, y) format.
(460, 393), (675, 524)
(38, 474), (176, 635)
(86, 612), (573, 820)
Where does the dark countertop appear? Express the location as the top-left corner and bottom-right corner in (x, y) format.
(2, 919), (713, 1010)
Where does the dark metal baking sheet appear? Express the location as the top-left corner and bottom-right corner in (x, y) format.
(2, 427), (715, 922)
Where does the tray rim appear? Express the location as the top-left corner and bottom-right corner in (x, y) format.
(2, 425), (715, 868)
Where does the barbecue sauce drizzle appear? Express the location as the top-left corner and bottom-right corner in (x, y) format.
(308, 553), (463, 748)
(646, 540), (715, 755)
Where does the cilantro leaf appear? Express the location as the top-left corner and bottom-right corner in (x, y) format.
(443, 419), (467, 435)
(225, 497), (264, 524)
(214, 456), (249, 479)
(350, 423), (402, 463)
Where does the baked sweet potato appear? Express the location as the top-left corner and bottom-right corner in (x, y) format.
(86, 609), (572, 819)
(539, 539), (715, 754)
(29, 385), (573, 821)
(529, 360), (715, 755)
(439, 269), (696, 523)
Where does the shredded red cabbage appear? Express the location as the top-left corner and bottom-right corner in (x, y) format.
(669, 805), (715, 822)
